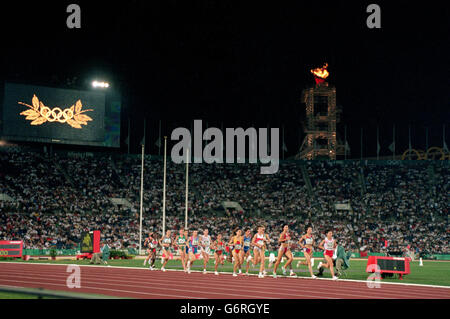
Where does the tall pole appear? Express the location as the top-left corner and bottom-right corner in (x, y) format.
(185, 148), (189, 229)
(138, 143), (144, 255)
(162, 136), (167, 236)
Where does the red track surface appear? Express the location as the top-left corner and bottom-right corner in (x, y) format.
(0, 263), (449, 299)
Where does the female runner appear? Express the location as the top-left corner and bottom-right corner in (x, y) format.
(143, 232), (154, 266)
(144, 232), (159, 270)
(228, 228), (244, 277)
(272, 225), (295, 278)
(159, 230), (172, 272)
(200, 229), (212, 274)
(298, 226), (317, 278)
(176, 228), (188, 272)
(252, 225), (270, 278)
(212, 233), (225, 275)
(186, 230), (200, 274)
(226, 231), (234, 264)
(242, 228), (253, 275)
(318, 230), (338, 280)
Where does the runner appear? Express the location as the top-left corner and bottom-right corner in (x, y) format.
(212, 233), (225, 275)
(200, 229), (212, 274)
(318, 230), (338, 280)
(243, 228), (253, 275)
(272, 225), (295, 278)
(229, 228), (244, 277)
(144, 232), (159, 270)
(252, 225), (270, 278)
(176, 228), (188, 272)
(186, 230), (200, 274)
(143, 232), (154, 266)
(159, 229), (173, 272)
(298, 225), (317, 278)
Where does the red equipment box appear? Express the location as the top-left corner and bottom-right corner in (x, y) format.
(0, 240), (23, 258)
(366, 255), (411, 279)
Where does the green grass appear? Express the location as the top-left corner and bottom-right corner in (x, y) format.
(0, 291), (53, 299)
(2, 257), (450, 287)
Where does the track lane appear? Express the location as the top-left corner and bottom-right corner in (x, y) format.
(0, 263), (448, 299)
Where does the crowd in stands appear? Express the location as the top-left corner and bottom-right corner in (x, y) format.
(0, 148), (448, 255)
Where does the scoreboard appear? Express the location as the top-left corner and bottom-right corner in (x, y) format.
(0, 240), (23, 258)
(1, 82), (121, 147)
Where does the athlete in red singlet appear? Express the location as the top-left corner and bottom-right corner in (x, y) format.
(298, 226), (317, 278)
(272, 225), (295, 278)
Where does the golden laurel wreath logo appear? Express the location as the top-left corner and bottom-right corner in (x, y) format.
(18, 94), (93, 129)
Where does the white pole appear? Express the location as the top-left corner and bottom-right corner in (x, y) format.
(162, 136), (167, 236)
(185, 148), (189, 229)
(139, 143), (144, 255)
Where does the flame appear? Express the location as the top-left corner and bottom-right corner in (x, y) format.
(311, 63), (329, 79)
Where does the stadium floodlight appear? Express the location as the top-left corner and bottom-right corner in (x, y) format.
(92, 80), (109, 88)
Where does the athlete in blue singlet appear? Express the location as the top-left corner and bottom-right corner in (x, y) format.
(186, 230), (200, 274)
(243, 228), (253, 275)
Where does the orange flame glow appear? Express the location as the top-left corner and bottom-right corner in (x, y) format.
(311, 63), (329, 79)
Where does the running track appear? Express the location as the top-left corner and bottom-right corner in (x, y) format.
(0, 262), (449, 299)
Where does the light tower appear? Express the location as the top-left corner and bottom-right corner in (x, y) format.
(296, 63), (345, 160)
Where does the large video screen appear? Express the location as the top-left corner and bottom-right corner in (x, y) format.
(1, 82), (120, 147)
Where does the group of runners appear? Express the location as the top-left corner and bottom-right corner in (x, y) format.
(143, 224), (339, 280)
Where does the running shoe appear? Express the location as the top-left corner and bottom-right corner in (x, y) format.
(272, 272), (277, 278)
(161, 267), (166, 272)
(258, 273), (264, 278)
(296, 260), (301, 267)
(203, 269), (207, 274)
(282, 266), (287, 275)
(290, 271), (297, 277)
(317, 262), (323, 270)
(332, 276), (338, 281)
(215, 271), (219, 275)
(238, 269), (242, 274)
(311, 275), (317, 279)
(233, 273), (237, 277)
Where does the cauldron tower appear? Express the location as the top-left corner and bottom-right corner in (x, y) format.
(296, 64), (345, 159)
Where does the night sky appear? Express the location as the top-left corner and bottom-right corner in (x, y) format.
(1, 0), (449, 158)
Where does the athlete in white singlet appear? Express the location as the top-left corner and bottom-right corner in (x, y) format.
(252, 225), (270, 278)
(200, 229), (211, 274)
(318, 230), (338, 280)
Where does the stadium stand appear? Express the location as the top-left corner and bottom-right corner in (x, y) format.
(0, 148), (448, 256)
